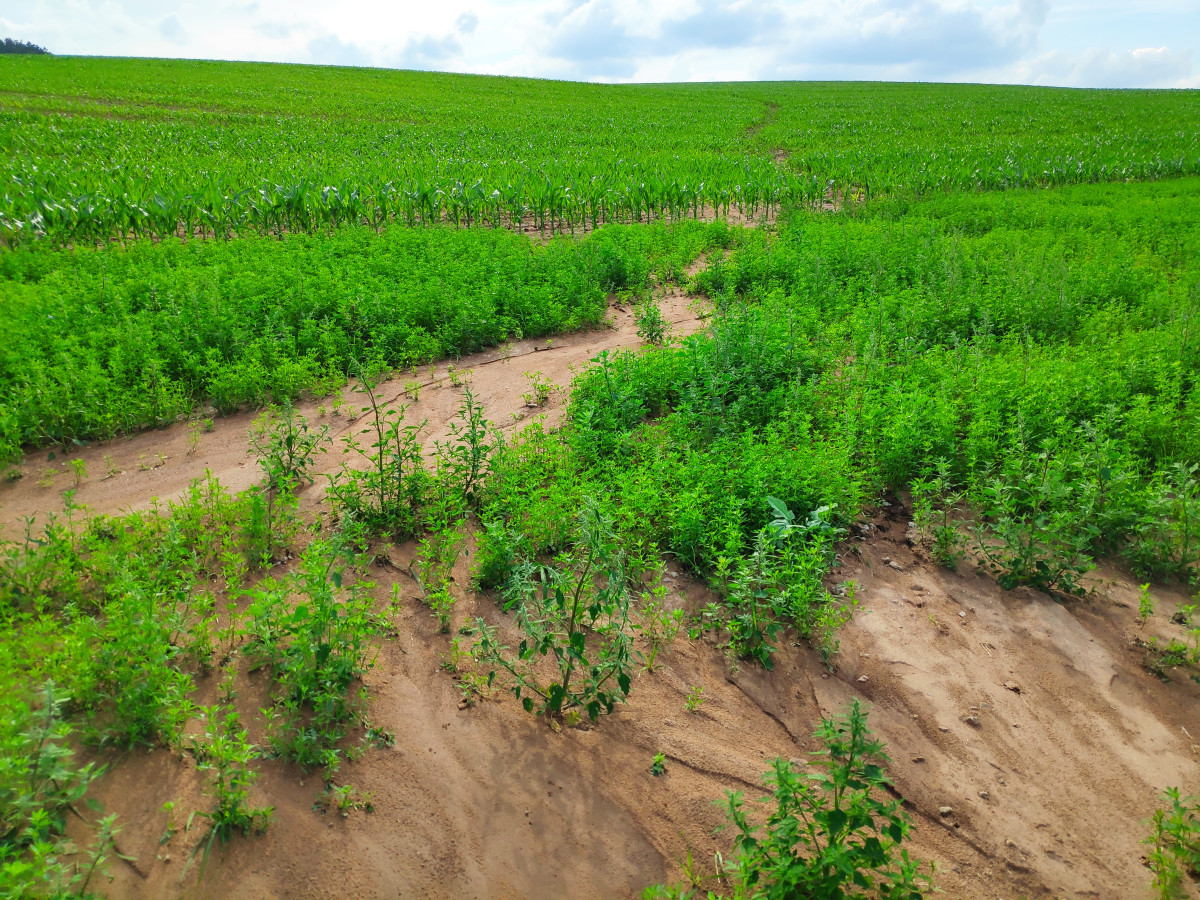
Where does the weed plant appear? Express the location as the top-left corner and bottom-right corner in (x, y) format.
(471, 500), (636, 721)
(185, 705), (272, 879)
(326, 369), (429, 540)
(646, 700), (933, 899)
(1146, 788), (1200, 900)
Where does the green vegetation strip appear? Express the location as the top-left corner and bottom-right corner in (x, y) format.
(2, 175), (1199, 897)
(0, 220), (730, 461)
(0, 57), (1197, 244)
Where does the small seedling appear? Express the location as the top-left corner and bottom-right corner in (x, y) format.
(522, 371), (555, 407)
(159, 800), (178, 848)
(314, 784), (374, 817)
(103, 454), (119, 478)
(1138, 583), (1155, 628)
(1145, 787), (1200, 899)
(404, 380), (421, 401)
(637, 593), (683, 672)
(187, 420), (204, 455)
(651, 752), (667, 776)
(684, 685), (706, 713)
(441, 637), (468, 674)
(37, 467), (56, 488)
(69, 458), (87, 486)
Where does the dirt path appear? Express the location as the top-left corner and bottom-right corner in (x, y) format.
(0, 283), (710, 537)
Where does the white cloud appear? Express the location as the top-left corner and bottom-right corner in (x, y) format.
(1016, 45), (1195, 88)
(0, 0), (1196, 87)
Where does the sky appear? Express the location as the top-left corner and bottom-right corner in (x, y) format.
(2, 0), (1198, 88)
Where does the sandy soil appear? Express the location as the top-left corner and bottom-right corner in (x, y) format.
(6, 275), (1200, 900)
(0, 279), (710, 536)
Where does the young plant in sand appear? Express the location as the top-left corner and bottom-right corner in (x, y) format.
(327, 364), (429, 540)
(68, 458), (87, 487)
(314, 783), (374, 818)
(684, 685), (706, 714)
(911, 459), (966, 570)
(435, 385), (501, 510)
(411, 516), (465, 633)
(185, 705), (272, 880)
(522, 371), (556, 408)
(1145, 787), (1200, 900)
(0, 682), (121, 899)
(248, 401), (328, 491)
(634, 295), (669, 346)
(637, 587), (683, 673)
(703, 499), (853, 669)
(186, 420), (205, 456)
(246, 402), (326, 564)
(1141, 603), (1200, 681)
(646, 699), (934, 899)
(251, 539), (383, 775)
(971, 448), (1094, 597)
(1138, 584), (1155, 628)
(471, 499), (636, 723)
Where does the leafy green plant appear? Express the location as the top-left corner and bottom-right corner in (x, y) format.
(248, 540), (382, 774)
(436, 385), (501, 509)
(704, 500), (853, 668)
(327, 368), (428, 539)
(911, 461), (965, 570)
(684, 685), (706, 714)
(637, 589), (684, 673)
(1139, 584), (1155, 627)
(412, 521), (464, 633)
(1145, 787), (1200, 900)
(471, 499), (636, 722)
(1141, 603), (1200, 681)
(0, 683), (118, 899)
(248, 402), (328, 491)
(68, 458), (87, 488)
(651, 753), (668, 776)
(522, 371), (556, 407)
(185, 705), (272, 879)
(646, 699), (933, 899)
(313, 783), (374, 818)
(972, 450), (1095, 596)
(635, 296), (669, 346)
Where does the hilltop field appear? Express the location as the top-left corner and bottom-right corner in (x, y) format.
(1, 58), (1199, 899)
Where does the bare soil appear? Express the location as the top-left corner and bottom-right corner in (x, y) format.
(6, 278), (1199, 900)
(0, 281), (709, 534)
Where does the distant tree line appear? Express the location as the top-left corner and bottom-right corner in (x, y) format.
(1, 38), (51, 55)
